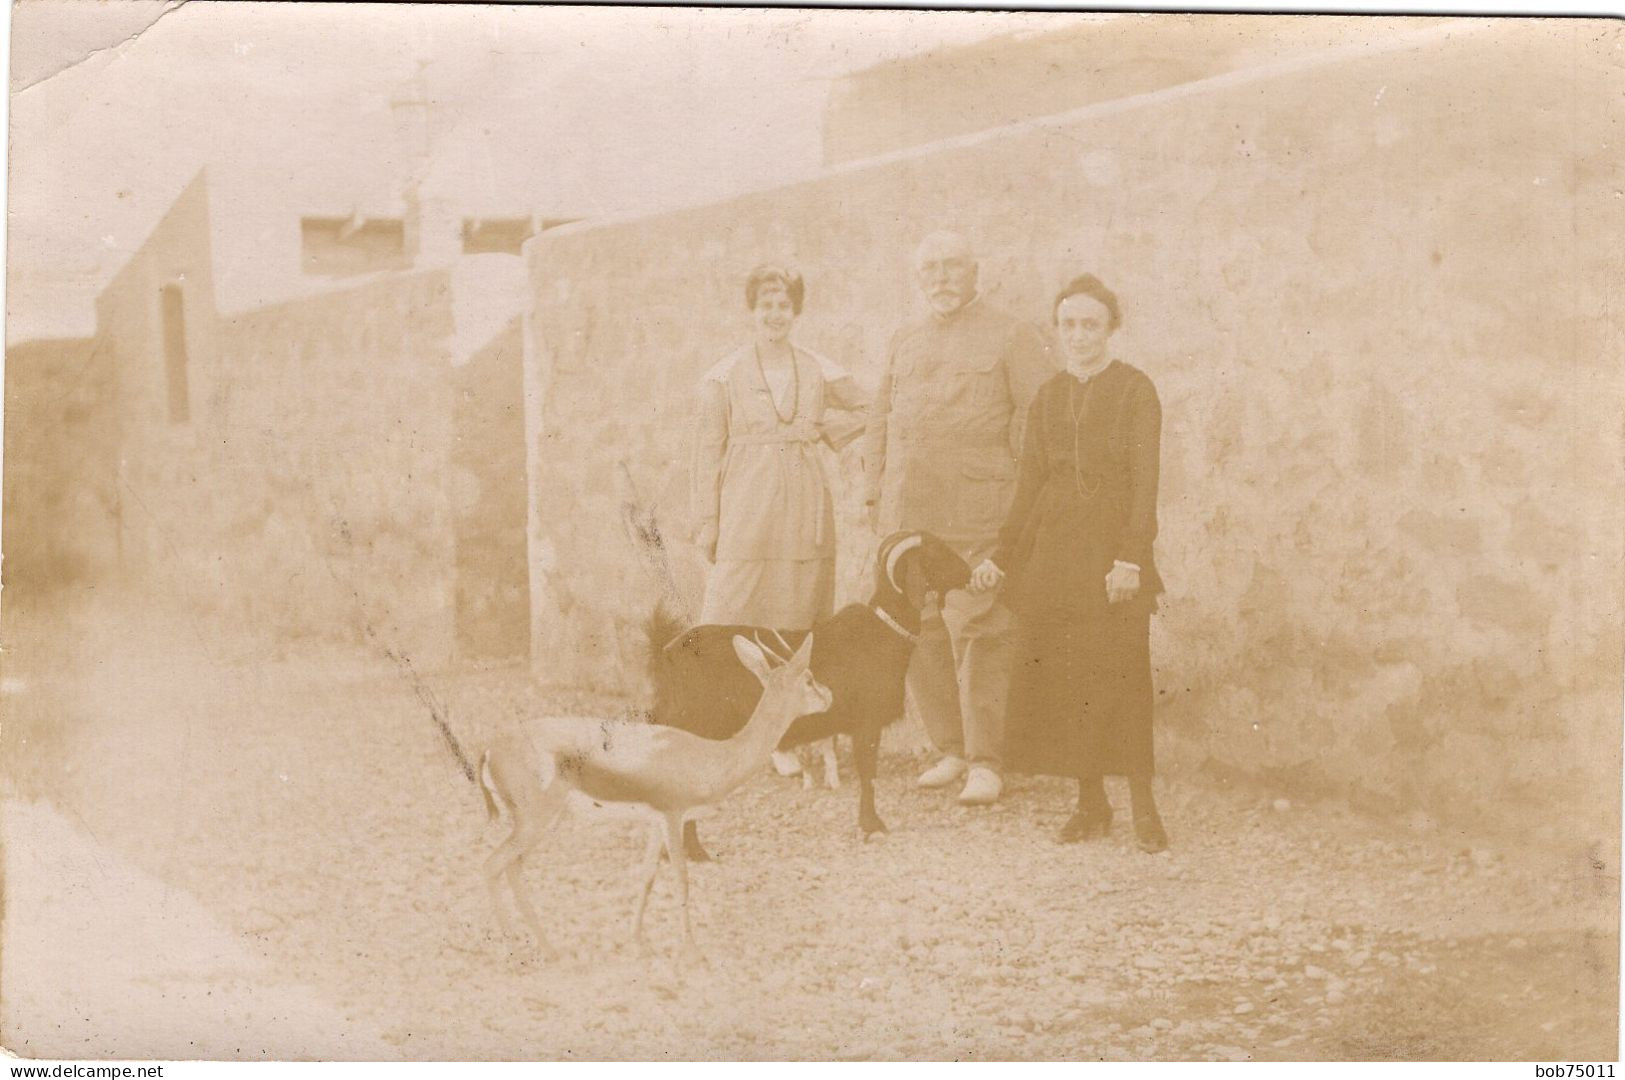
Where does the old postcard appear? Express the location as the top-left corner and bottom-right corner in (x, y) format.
(3, 2), (1620, 1062)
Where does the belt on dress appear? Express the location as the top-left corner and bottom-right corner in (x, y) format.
(892, 434), (1008, 451)
(727, 421), (828, 545)
(730, 422), (819, 446)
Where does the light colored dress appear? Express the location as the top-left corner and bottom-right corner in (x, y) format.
(692, 344), (867, 629)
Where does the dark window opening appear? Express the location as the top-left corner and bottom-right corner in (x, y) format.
(300, 216), (410, 276)
(460, 218), (535, 255)
(159, 284), (191, 424)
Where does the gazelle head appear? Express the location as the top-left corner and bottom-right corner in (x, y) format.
(732, 633), (831, 717)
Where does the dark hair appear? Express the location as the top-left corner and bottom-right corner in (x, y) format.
(745, 264), (805, 315)
(1052, 274), (1121, 331)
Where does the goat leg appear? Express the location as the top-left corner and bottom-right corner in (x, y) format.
(853, 722), (888, 838)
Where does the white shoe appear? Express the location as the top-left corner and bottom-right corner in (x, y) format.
(771, 750), (802, 777)
(917, 755), (967, 789)
(958, 766), (1003, 806)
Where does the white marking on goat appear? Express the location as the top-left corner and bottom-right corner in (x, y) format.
(873, 604), (920, 644)
(884, 533), (924, 592)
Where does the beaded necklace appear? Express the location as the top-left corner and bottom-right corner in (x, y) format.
(753, 343), (801, 424)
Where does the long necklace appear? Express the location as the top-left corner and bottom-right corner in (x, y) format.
(753, 343), (800, 425)
(1067, 369), (1103, 502)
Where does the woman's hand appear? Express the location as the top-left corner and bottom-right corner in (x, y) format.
(970, 559), (1005, 594)
(695, 520), (719, 563)
(1105, 561), (1141, 605)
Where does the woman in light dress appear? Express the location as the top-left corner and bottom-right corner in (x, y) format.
(692, 264), (866, 778)
(692, 264), (866, 626)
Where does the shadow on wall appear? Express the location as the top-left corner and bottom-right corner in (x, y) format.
(1, 336), (120, 610)
(451, 317), (530, 661)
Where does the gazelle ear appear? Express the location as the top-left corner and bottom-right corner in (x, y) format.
(789, 633), (815, 673)
(732, 635), (774, 683)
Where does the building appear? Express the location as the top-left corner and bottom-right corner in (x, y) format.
(5, 167), (536, 666)
(821, 15), (1394, 165)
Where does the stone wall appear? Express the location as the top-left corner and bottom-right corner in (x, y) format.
(451, 317), (530, 661)
(70, 173), (535, 667)
(203, 273), (461, 664)
(524, 21), (1621, 842)
(1, 337), (118, 610)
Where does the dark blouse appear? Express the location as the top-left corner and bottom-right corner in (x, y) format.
(990, 361), (1164, 615)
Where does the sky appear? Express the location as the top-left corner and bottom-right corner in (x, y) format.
(6, 1), (1103, 343)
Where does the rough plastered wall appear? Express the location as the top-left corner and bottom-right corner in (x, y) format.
(91, 195), (462, 666)
(77, 168), (532, 669)
(451, 317), (530, 661)
(90, 171), (225, 588)
(1, 338), (117, 606)
(205, 272), (460, 665)
(525, 21), (1622, 843)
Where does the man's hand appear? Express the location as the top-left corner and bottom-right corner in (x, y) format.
(1105, 561), (1140, 604)
(695, 520), (719, 563)
(970, 559), (1005, 594)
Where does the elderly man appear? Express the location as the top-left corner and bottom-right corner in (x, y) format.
(861, 231), (1053, 805)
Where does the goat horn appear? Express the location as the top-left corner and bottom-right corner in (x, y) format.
(885, 533), (924, 593)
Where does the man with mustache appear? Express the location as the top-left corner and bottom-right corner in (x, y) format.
(860, 231), (1054, 806)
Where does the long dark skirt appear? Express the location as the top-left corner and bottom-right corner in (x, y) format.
(1005, 602), (1154, 779)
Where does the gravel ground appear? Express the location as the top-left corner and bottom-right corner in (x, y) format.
(3, 625), (1617, 1061)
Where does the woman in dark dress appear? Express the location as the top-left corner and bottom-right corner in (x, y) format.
(970, 274), (1169, 852)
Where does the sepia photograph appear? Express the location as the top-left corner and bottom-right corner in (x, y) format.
(1, 1), (1621, 1062)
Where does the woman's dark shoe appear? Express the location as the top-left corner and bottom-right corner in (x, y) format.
(1058, 805), (1113, 844)
(1133, 811), (1169, 854)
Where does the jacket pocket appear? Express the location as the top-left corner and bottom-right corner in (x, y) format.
(961, 457), (1016, 482)
(961, 354), (1007, 412)
(954, 455), (1017, 537)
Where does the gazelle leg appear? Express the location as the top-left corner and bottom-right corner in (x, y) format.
(505, 858), (557, 962)
(664, 812), (705, 967)
(486, 855), (519, 938)
(631, 818), (664, 956)
(822, 737), (841, 789)
(485, 779), (567, 956)
(485, 818), (533, 936)
(682, 819), (713, 863)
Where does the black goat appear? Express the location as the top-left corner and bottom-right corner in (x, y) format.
(647, 531), (971, 858)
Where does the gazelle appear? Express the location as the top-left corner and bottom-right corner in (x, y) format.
(650, 530), (971, 858)
(479, 633), (830, 964)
